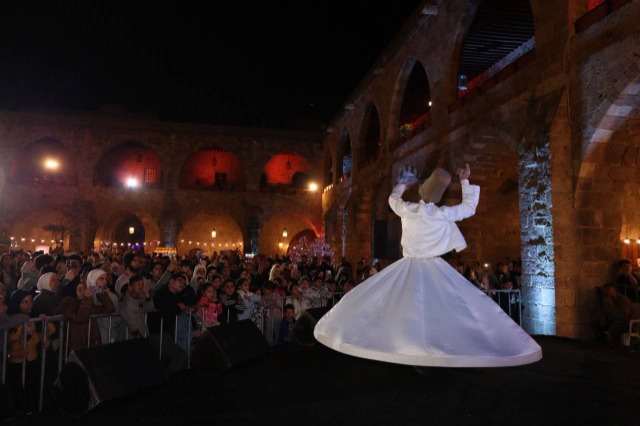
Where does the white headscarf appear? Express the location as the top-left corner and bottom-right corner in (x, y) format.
(86, 269), (107, 288)
(37, 272), (56, 292)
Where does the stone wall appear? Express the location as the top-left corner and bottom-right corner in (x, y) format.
(320, 0), (640, 338)
(0, 110), (323, 255)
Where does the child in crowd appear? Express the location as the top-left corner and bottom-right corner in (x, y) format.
(219, 278), (240, 325)
(197, 282), (222, 328)
(278, 304), (296, 344)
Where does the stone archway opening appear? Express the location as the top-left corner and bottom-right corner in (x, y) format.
(176, 212), (244, 257)
(357, 103), (381, 170)
(258, 213), (319, 257)
(93, 141), (163, 189)
(397, 59), (432, 142)
(337, 128), (352, 179)
(94, 210), (161, 252)
(179, 147), (244, 191)
(260, 152), (312, 192)
(10, 137), (78, 186)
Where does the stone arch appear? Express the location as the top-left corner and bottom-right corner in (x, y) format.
(337, 128), (353, 179)
(10, 210), (72, 252)
(178, 146), (245, 191)
(9, 137), (78, 185)
(388, 57), (432, 147)
(176, 212), (244, 256)
(260, 152), (313, 191)
(93, 141), (163, 188)
(356, 102), (382, 170)
(93, 210), (161, 250)
(576, 70), (640, 274)
(258, 213), (319, 257)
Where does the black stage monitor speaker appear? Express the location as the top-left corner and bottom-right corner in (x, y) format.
(53, 339), (168, 415)
(292, 306), (330, 346)
(191, 319), (270, 376)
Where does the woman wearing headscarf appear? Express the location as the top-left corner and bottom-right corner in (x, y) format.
(32, 272), (62, 316)
(59, 277), (115, 353)
(86, 269), (123, 344)
(190, 263), (206, 291)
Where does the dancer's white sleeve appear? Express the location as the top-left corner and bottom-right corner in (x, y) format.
(440, 180), (480, 222)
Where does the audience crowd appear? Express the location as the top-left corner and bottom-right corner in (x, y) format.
(7, 247), (635, 416)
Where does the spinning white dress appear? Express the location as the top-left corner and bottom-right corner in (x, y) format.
(314, 180), (542, 367)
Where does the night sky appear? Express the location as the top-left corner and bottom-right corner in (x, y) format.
(1, 1), (422, 130)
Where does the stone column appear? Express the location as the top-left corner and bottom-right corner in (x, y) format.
(161, 209), (178, 248)
(69, 200), (94, 252)
(518, 135), (556, 335)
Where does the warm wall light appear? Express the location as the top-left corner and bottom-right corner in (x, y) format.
(308, 182), (318, 191)
(129, 227), (135, 235)
(126, 177), (139, 188)
(278, 242), (284, 248)
(624, 238), (631, 244)
(44, 158), (60, 170)
(282, 227), (287, 238)
(211, 229), (217, 238)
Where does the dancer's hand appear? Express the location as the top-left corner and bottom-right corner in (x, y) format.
(397, 165), (419, 185)
(457, 163), (471, 181)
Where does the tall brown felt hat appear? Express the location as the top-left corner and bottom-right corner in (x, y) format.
(419, 168), (451, 203)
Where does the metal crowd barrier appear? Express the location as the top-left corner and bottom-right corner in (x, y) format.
(483, 289), (522, 326)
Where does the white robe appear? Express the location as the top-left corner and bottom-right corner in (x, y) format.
(314, 180), (542, 367)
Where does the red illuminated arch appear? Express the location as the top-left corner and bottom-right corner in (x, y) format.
(260, 152), (311, 191)
(179, 147), (244, 190)
(93, 141), (163, 188)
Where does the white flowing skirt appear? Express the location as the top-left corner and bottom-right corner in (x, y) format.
(314, 257), (542, 367)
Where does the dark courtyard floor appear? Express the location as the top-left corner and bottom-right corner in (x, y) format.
(11, 336), (640, 426)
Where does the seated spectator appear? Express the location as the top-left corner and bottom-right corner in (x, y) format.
(591, 284), (634, 343)
(59, 279), (115, 352)
(278, 304), (296, 344)
(616, 258), (639, 287)
(481, 264), (499, 290)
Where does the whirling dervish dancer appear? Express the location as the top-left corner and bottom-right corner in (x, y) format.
(314, 164), (542, 367)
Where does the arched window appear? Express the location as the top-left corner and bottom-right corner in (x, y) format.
(179, 147), (243, 191)
(398, 61), (431, 140)
(94, 142), (163, 188)
(338, 129), (352, 179)
(10, 138), (77, 185)
(358, 103), (381, 169)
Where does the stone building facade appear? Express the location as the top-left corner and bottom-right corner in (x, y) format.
(0, 109), (323, 258)
(320, 0), (640, 338)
